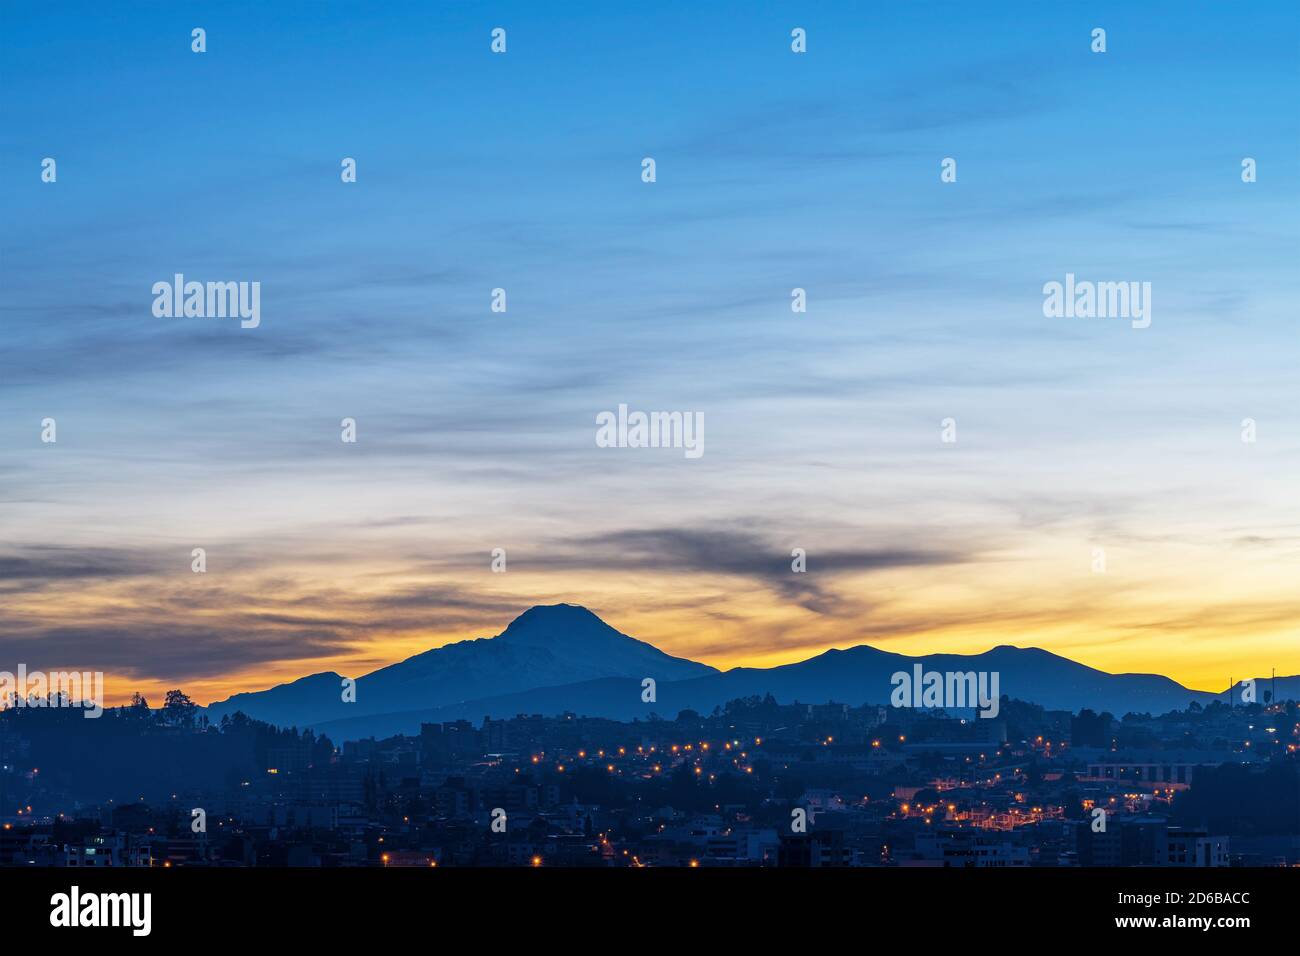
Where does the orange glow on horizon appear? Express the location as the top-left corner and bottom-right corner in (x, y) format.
(24, 556), (1299, 708)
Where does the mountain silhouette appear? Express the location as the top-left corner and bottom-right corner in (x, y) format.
(205, 603), (715, 728)
(207, 604), (1292, 740)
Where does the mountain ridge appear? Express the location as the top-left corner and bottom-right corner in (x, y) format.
(204, 603), (1297, 740)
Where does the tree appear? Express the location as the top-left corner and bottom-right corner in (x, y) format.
(162, 689), (197, 728)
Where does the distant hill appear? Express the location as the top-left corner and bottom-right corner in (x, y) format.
(207, 604), (1297, 741)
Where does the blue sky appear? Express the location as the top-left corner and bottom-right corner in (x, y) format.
(1, 1), (1298, 700)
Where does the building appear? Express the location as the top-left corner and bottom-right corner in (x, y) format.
(908, 830), (1030, 867)
(1166, 828), (1229, 867)
(778, 829), (851, 866)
